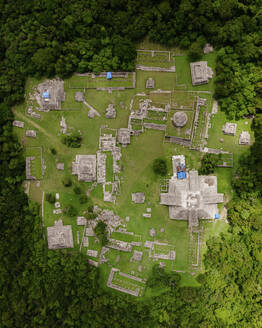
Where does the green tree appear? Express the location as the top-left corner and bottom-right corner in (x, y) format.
(199, 153), (217, 175)
(94, 221), (108, 246)
(153, 158), (167, 176)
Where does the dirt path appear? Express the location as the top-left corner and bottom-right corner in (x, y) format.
(15, 111), (55, 140)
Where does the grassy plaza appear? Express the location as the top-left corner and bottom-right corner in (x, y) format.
(12, 47), (254, 298)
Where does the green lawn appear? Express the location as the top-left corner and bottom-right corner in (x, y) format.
(13, 46), (248, 298)
(136, 71), (176, 91)
(175, 52), (217, 92)
(65, 73), (134, 89)
(166, 110), (194, 139)
(25, 147), (43, 179)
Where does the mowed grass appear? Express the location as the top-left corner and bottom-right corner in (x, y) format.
(136, 71), (176, 91)
(12, 48), (243, 295)
(175, 52), (217, 92)
(166, 110), (194, 138)
(25, 146), (43, 179)
(65, 73), (134, 89)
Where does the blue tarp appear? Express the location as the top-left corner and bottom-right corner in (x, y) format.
(177, 171), (186, 179)
(107, 72), (112, 79)
(215, 213), (220, 219)
(42, 91), (50, 99)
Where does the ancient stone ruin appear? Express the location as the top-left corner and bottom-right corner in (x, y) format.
(26, 130), (37, 138)
(203, 43), (214, 54)
(99, 134), (116, 151)
(26, 157), (35, 180)
(222, 123), (237, 136)
(172, 111), (188, 127)
(47, 219), (74, 249)
(190, 61), (213, 86)
(60, 116), (67, 134)
(160, 155), (223, 227)
(105, 104), (116, 119)
(132, 192), (145, 204)
(72, 155), (97, 182)
(56, 163), (64, 170)
(75, 92), (85, 102)
(239, 131), (250, 145)
(130, 250), (143, 262)
(77, 216), (87, 226)
(117, 128), (130, 146)
(35, 78), (65, 111)
(13, 120), (24, 128)
(146, 77), (155, 89)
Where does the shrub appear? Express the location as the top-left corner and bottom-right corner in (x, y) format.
(79, 195), (88, 204)
(45, 193), (55, 204)
(94, 221), (108, 246)
(65, 205), (77, 217)
(88, 205), (93, 213)
(73, 186), (82, 194)
(199, 153), (217, 175)
(50, 147), (57, 155)
(61, 131), (82, 148)
(153, 158), (167, 176)
(62, 177), (72, 187)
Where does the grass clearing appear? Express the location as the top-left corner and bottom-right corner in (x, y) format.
(13, 46), (247, 297)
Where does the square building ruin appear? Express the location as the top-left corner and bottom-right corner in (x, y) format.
(190, 61), (213, 86)
(132, 192), (145, 204)
(160, 155), (223, 227)
(239, 131), (250, 145)
(222, 123), (237, 136)
(13, 120), (24, 128)
(118, 128), (130, 146)
(72, 155), (96, 182)
(47, 220), (74, 249)
(35, 78), (65, 111)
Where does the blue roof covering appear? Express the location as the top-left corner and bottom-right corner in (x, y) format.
(107, 72), (112, 79)
(177, 171), (186, 180)
(215, 213), (220, 219)
(42, 91), (50, 99)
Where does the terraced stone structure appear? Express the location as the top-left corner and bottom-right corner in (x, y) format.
(222, 123), (237, 136)
(13, 120), (24, 128)
(118, 128), (130, 146)
(72, 155), (97, 182)
(190, 61), (213, 86)
(172, 111), (188, 127)
(146, 77), (155, 89)
(35, 78), (65, 111)
(47, 219), (74, 249)
(239, 131), (250, 145)
(160, 156), (223, 227)
(132, 192), (145, 204)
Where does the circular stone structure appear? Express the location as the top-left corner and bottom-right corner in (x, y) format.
(172, 111), (188, 127)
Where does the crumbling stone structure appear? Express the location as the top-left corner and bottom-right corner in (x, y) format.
(26, 130), (37, 138)
(146, 78), (155, 89)
(72, 155), (97, 182)
(132, 192), (145, 204)
(13, 120), (24, 128)
(172, 111), (188, 127)
(160, 156), (223, 227)
(75, 92), (85, 102)
(47, 219), (74, 249)
(239, 131), (251, 145)
(222, 123), (237, 136)
(203, 43), (214, 54)
(26, 157), (36, 180)
(117, 128), (130, 146)
(35, 78), (65, 111)
(105, 104), (116, 119)
(190, 61), (213, 86)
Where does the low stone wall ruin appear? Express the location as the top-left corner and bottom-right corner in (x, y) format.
(143, 123), (166, 131)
